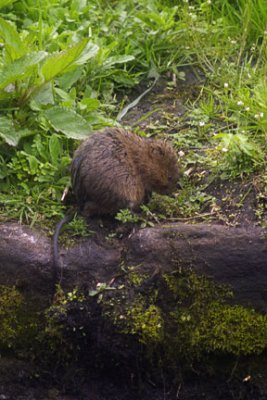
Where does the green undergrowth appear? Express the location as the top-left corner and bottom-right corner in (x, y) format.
(0, 285), (40, 354)
(1, 270), (267, 375)
(105, 270), (267, 362)
(0, 0), (266, 225)
(0, 286), (24, 351)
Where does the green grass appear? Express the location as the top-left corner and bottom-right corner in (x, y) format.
(0, 0), (266, 224)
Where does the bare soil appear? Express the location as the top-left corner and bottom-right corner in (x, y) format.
(1, 356), (266, 400)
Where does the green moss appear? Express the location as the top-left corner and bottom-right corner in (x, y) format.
(0, 285), (41, 356)
(163, 272), (267, 359)
(105, 270), (267, 365)
(124, 297), (163, 344)
(2, 271), (266, 373)
(148, 193), (181, 218)
(128, 270), (149, 286)
(0, 285), (88, 365)
(0, 286), (24, 350)
(194, 303), (267, 355)
(102, 269), (162, 344)
(36, 287), (89, 366)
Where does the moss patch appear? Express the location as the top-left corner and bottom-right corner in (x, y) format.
(103, 270), (267, 365)
(163, 273), (267, 358)
(124, 297), (163, 344)
(0, 285), (40, 355)
(0, 286), (24, 350)
(1, 271), (267, 377)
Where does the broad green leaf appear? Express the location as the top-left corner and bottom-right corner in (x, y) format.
(0, 17), (25, 60)
(0, 116), (33, 146)
(56, 66), (84, 90)
(79, 98), (100, 111)
(75, 42), (99, 65)
(31, 81), (54, 106)
(35, 135), (49, 161)
(21, 153), (39, 174)
(0, 51), (47, 90)
(49, 135), (61, 165)
(103, 55), (135, 69)
(41, 39), (89, 82)
(54, 87), (73, 102)
(44, 107), (92, 139)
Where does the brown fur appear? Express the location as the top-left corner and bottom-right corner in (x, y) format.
(71, 127), (180, 217)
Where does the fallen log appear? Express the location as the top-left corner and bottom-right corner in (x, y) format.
(0, 222), (266, 309)
(1, 222), (267, 398)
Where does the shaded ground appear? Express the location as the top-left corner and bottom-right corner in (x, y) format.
(121, 67), (201, 131)
(1, 356), (267, 400)
(204, 178), (257, 226)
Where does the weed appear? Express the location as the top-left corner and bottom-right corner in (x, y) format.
(213, 132), (264, 178)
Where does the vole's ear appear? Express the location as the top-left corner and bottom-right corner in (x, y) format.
(151, 143), (165, 156)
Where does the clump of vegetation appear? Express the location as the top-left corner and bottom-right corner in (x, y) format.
(0, 271), (266, 374)
(36, 287), (89, 365)
(0, 286), (24, 350)
(124, 298), (163, 344)
(164, 272), (267, 358)
(0, 0), (266, 225)
(148, 190), (216, 219)
(116, 204), (160, 227)
(0, 285), (39, 353)
(103, 270), (267, 363)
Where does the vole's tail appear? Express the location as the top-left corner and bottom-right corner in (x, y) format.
(52, 212), (74, 285)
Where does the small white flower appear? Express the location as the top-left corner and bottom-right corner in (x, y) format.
(199, 121), (205, 126)
(224, 82), (229, 88)
(222, 147), (228, 152)
(184, 167), (193, 177)
(206, 0), (211, 4)
(237, 101), (244, 106)
(178, 150), (185, 157)
(245, 107), (250, 111)
(255, 113), (264, 119)
(4, 84), (15, 93)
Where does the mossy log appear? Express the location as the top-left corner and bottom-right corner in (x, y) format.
(0, 222), (266, 310)
(1, 222), (267, 399)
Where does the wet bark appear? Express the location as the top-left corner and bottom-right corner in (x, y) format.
(0, 222), (266, 310)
